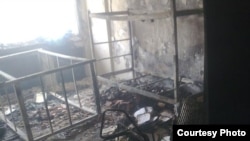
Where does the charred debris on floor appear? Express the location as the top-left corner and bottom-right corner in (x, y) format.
(98, 74), (203, 140)
(100, 74), (203, 114)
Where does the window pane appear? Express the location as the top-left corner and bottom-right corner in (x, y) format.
(0, 0), (79, 45)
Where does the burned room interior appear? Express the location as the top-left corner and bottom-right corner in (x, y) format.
(0, 0), (204, 141)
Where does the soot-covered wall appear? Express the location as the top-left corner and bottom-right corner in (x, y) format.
(110, 0), (204, 81)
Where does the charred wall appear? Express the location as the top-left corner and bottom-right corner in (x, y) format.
(110, 0), (204, 81)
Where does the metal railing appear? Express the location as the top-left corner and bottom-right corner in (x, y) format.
(0, 49), (101, 141)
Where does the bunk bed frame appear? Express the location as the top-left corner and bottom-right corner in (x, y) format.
(0, 49), (100, 141)
(87, 0), (204, 114)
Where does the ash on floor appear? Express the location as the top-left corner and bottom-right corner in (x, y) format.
(68, 124), (102, 141)
(43, 120), (103, 141)
(48, 124), (171, 141)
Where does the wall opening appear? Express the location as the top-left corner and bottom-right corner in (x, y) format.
(0, 0), (79, 48)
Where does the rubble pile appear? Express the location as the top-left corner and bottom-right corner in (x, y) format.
(100, 108), (174, 141)
(45, 118), (100, 140)
(0, 75), (203, 140)
(98, 76), (175, 140)
(100, 76), (174, 113)
(100, 75), (203, 113)
(68, 88), (96, 111)
(3, 92), (94, 138)
(99, 75), (203, 140)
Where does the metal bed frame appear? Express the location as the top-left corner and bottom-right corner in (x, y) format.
(0, 49), (101, 141)
(87, 0), (204, 115)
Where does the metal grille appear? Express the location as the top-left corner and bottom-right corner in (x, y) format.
(177, 93), (205, 124)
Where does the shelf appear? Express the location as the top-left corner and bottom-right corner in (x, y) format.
(89, 10), (171, 21)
